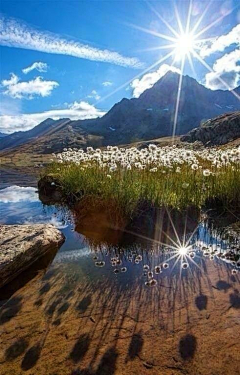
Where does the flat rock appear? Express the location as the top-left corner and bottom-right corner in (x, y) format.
(0, 224), (64, 288)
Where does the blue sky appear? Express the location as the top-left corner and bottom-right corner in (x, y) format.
(0, 0), (239, 133)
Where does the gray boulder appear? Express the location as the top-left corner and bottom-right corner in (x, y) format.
(0, 224), (64, 288)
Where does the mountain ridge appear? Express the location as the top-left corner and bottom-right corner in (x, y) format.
(78, 71), (240, 144)
(0, 118), (71, 151)
(1, 72), (240, 154)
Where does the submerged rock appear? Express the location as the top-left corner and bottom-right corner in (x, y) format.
(0, 224), (64, 288)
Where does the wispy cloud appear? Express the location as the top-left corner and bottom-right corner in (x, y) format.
(131, 64), (181, 98)
(0, 100), (106, 133)
(87, 89), (101, 100)
(1, 73), (59, 99)
(102, 81), (113, 87)
(22, 61), (48, 74)
(0, 16), (143, 68)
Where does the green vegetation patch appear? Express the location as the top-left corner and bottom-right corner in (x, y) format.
(42, 145), (240, 215)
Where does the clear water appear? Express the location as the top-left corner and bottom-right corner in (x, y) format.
(0, 183), (238, 290)
(0, 179), (239, 375)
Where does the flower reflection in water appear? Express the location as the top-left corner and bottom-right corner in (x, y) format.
(87, 214), (239, 288)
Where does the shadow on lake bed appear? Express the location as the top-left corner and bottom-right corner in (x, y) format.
(1, 244), (239, 375)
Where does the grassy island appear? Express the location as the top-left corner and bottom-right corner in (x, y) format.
(42, 145), (240, 215)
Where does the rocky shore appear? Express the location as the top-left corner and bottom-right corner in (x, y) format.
(0, 224), (64, 288)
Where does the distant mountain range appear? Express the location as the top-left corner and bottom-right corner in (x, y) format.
(0, 132), (7, 138)
(1, 72), (240, 154)
(0, 118), (71, 151)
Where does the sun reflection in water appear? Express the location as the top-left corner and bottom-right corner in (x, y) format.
(86, 208), (240, 288)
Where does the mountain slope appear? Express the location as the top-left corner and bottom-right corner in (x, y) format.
(79, 72), (240, 145)
(0, 118), (70, 151)
(1, 72), (240, 153)
(181, 111), (240, 146)
(0, 120), (103, 155)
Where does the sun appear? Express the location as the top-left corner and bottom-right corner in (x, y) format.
(178, 246), (188, 256)
(103, 1), (240, 138)
(174, 33), (195, 60)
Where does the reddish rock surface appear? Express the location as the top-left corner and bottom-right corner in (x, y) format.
(0, 255), (239, 375)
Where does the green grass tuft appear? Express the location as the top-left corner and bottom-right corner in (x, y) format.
(42, 145), (240, 215)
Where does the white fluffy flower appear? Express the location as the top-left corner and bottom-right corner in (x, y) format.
(203, 169), (211, 176)
(191, 164), (198, 170)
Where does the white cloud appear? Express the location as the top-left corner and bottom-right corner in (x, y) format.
(205, 70), (240, 90)
(205, 49), (240, 90)
(131, 64), (181, 98)
(200, 24), (240, 58)
(1, 73), (59, 99)
(22, 61), (48, 74)
(87, 89), (101, 100)
(0, 17), (143, 68)
(198, 24), (240, 91)
(102, 81), (113, 86)
(0, 186), (38, 203)
(212, 49), (240, 74)
(1, 73), (19, 86)
(0, 101), (106, 133)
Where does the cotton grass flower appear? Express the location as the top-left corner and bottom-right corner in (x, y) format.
(203, 169), (211, 177)
(191, 164), (198, 170)
(49, 144), (240, 212)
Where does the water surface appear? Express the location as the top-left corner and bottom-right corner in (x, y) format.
(0, 178), (239, 375)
